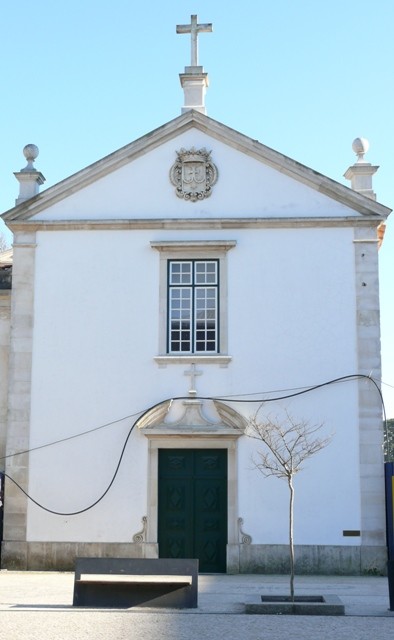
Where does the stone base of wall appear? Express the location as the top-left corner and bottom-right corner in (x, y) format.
(1, 541), (388, 574)
(1, 542), (159, 571)
(227, 544), (388, 576)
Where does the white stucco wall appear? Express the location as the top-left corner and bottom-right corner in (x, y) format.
(32, 129), (361, 221)
(25, 224), (361, 546)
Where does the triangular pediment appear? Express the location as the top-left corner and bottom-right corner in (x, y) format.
(2, 110), (390, 224)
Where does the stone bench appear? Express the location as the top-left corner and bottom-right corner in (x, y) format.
(72, 557), (198, 608)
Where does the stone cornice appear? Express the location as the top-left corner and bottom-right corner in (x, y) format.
(151, 240), (236, 252)
(6, 216), (386, 233)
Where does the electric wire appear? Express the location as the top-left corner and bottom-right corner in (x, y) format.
(0, 409), (146, 462)
(2, 373), (387, 517)
(380, 379), (394, 390)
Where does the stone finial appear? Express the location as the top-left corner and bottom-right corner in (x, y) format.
(21, 144), (40, 171)
(352, 137), (369, 162)
(343, 137), (378, 201)
(177, 15), (212, 115)
(14, 144), (46, 205)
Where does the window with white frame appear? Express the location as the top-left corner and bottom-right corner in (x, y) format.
(168, 260), (219, 354)
(151, 240), (236, 364)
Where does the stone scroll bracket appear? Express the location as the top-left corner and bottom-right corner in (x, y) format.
(132, 516), (148, 543)
(238, 517), (252, 544)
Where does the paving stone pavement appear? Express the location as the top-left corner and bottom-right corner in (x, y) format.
(0, 571), (393, 640)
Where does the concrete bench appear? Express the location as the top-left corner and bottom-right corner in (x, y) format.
(72, 557), (198, 608)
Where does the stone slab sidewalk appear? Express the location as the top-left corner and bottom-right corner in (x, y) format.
(0, 572), (393, 640)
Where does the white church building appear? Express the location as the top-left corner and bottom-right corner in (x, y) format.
(0, 16), (391, 573)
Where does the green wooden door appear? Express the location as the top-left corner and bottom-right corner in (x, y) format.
(158, 449), (228, 573)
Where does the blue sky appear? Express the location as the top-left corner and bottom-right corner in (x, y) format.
(1, 1), (393, 415)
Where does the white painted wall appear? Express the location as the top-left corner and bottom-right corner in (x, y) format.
(26, 224), (362, 547)
(32, 130), (361, 221)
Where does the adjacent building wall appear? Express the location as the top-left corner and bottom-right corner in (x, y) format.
(0, 290), (11, 467)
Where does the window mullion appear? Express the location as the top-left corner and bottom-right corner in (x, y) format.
(192, 277), (197, 353)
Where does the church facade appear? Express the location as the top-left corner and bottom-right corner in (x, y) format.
(0, 17), (391, 573)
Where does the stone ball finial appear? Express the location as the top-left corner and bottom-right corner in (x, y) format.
(352, 137), (369, 162)
(21, 144), (39, 172)
(23, 144), (39, 162)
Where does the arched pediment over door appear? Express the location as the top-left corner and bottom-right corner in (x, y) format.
(136, 398), (247, 436)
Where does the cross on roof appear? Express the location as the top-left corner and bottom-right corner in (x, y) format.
(176, 14), (212, 67)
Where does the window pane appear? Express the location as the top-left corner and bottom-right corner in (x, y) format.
(194, 286), (217, 352)
(169, 286), (191, 352)
(170, 261), (192, 285)
(195, 261), (217, 285)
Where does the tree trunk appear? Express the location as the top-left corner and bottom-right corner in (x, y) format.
(288, 476), (295, 602)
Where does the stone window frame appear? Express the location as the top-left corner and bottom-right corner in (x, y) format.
(151, 240), (236, 366)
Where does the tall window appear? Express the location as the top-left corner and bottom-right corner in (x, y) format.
(151, 239), (235, 364)
(168, 260), (219, 353)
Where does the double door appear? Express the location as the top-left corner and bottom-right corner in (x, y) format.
(158, 449), (227, 573)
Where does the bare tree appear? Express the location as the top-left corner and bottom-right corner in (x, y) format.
(385, 418), (394, 462)
(0, 232), (9, 253)
(248, 411), (332, 601)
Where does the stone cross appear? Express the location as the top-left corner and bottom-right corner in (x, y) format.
(176, 15), (212, 67)
(184, 363), (203, 397)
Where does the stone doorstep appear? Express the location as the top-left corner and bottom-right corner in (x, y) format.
(245, 594), (345, 616)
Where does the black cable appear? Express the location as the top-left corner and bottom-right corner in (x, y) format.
(3, 374), (387, 516)
(1, 373), (387, 462)
(212, 373), (384, 404)
(3, 400), (169, 516)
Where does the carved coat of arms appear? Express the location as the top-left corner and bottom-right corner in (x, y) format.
(170, 147), (218, 201)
